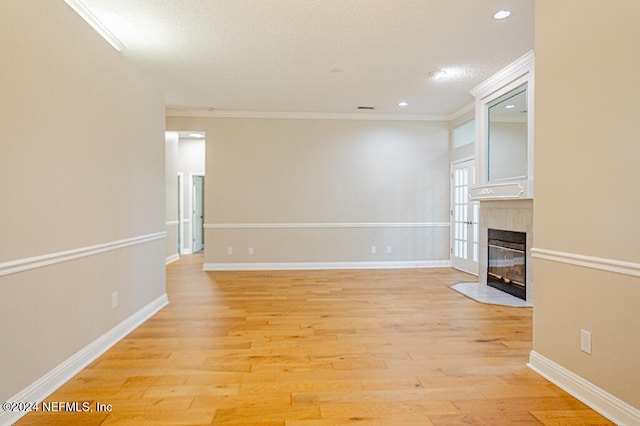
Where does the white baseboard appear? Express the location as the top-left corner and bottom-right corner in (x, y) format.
(0, 294), (169, 426)
(203, 260), (451, 271)
(181, 249), (193, 255)
(528, 351), (640, 426)
(165, 253), (180, 264)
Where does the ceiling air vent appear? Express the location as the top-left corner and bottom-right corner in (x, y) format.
(357, 106), (375, 110)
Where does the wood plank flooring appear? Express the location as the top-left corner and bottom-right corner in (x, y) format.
(17, 254), (613, 425)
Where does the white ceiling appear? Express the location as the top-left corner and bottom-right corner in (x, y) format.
(80, 0), (534, 119)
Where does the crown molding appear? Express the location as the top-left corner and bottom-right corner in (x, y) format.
(63, 0), (125, 52)
(470, 50), (535, 99)
(165, 108), (449, 122)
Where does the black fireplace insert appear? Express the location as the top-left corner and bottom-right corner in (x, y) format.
(487, 229), (526, 300)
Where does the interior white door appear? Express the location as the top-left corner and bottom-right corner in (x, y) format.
(451, 159), (479, 275)
(192, 175), (204, 253)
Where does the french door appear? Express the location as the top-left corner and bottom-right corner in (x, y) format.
(451, 159), (479, 275)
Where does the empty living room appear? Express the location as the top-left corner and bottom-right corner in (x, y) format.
(1, 1), (638, 425)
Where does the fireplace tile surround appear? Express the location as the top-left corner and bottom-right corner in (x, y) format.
(478, 199), (533, 303)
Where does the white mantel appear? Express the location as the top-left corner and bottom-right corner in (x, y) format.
(469, 179), (534, 201)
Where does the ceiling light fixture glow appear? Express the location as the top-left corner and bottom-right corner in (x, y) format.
(493, 9), (512, 20)
(188, 133), (205, 138)
(398, 102), (408, 107)
(429, 67), (467, 82)
(63, 0), (125, 51)
(505, 104), (515, 109)
(429, 69), (447, 79)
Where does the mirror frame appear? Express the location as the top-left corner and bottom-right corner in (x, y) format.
(470, 50), (535, 200)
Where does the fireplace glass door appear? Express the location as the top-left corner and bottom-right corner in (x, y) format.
(487, 229), (526, 300)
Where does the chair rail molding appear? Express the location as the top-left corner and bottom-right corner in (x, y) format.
(0, 232), (166, 278)
(531, 248), (640, 277)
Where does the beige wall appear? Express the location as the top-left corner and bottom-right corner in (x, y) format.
(534, 0), (640, 408)
(0, 1), (166, 401)
(166, 117), (450, 267)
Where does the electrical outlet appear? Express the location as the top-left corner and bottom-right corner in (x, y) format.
(248, 247), (254, 255)
(580, 329), (592, 354)
(227, 247), (233, 256)
(112, 292), (118, 309)
(386, 245), (392, 254)
(371, 246), (376, 254)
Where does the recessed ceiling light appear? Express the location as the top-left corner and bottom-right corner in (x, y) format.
(505, 104), (515, 109)
(493, 9), (512, 20)
(398, 102), (408, 107)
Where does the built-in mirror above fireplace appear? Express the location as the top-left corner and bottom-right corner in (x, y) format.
(470, 50), (534, 201)
(467, 52), (535, 304)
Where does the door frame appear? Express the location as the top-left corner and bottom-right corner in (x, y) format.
(190, 173), (205, 253)
(177, 173), (183, 254)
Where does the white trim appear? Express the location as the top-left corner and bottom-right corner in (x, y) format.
(450, 158), (480, 275)
(165, 253), (180, 264)
(0, 294), (169, 426)
(203, 260), (451, 271)
(165, 108), (447, 122)
(181, 249), (193, 255)
(469, 180), (533, 201)
(528, 351), (640, 426)
(63, 0), (125, 52)
(177, 173), (185, 254)
(165, 220), (179, 226)
(451, 155), (476, 167)
(531, 248), (640, 278)
(190, 173), (205, 254)
(470, 50), (535, 99)
(204, 222), (450, 229)
(0, 232), (166, 278)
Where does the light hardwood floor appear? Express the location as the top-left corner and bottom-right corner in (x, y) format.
(18, 254), (613, 425)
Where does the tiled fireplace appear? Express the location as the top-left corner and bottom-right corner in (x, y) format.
(478, 199), (533, 303)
